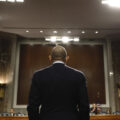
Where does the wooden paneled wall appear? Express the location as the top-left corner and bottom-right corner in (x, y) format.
(17, 44), (105, 105)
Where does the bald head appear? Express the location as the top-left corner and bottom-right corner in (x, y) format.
(50, 45), (69, 62)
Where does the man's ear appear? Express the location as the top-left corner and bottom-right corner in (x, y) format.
(66, 56), (69, 62)
(49, 55), (52, 62)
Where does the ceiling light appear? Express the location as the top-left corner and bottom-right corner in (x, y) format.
(102, 0), (120, 7)
(51, 36), (56, 42)
(26, 30), (29, 33)
(81, 30), (85, 34)
(45, 38), (50, 41)
(40, 30), (43, 33)
(16, 0), (24, 2)
(62, 37), (69, 43)
(67, 31), (71, 34)
(45, 36), (80, 43)
(95, 31), (99, 34)
(53, 31), (58, 34)
(0, 0), (24, 2)
(7, 0), (15, 2)
(73, 37), (80, 42)
(0, 0), (6, 1)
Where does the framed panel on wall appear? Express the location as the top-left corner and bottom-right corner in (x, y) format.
(13, 42), (109, 108)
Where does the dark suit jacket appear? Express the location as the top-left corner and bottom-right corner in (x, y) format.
(27, 63), (90, 120)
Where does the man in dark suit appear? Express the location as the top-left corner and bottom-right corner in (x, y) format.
(27, 45), (90, 120)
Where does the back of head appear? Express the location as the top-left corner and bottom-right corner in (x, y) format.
(51, 45), (67, 61)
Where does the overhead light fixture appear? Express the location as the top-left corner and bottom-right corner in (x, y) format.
(67, 31), (71, 34)
(40, 30), (43, 33)
(62, 37), (70, 43)
(102, 0), (120, 7)
(45, 36), (80, 43)
(16, 0), (24, 2)
(51, 36), (56, 42)
(7, 0), (15, 2)
(81, 30), (85, 34)
(0, 0), (24, 2)
(53, 31), (58, 34)
(26, 30), (29, 33)
(95, 31), (99, 34)
(73, 37), (80, 42)
(0, 0), (6, 1)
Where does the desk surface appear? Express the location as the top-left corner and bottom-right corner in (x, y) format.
(0, 115), (120, 120)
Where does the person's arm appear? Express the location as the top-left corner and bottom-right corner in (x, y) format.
(27, 73), (41, 120)
(78, 73), (90, 120)
(91, 107), (96, 113)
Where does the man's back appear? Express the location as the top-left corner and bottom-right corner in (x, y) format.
(27, 63), (90, 120)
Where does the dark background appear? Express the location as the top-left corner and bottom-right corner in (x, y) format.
(17, 44), (105, 105)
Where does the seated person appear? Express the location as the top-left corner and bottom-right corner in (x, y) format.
(90, 104), (101, 114)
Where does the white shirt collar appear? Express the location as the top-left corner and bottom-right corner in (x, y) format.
(53, 60), (64, 64)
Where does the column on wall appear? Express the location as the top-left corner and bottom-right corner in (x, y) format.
(106, 39), (116, 112)
(0, 33), (17, 112)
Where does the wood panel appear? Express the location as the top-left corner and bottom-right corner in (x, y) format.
(1, 115), (120, 120)
(17, 44), (105, 105)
